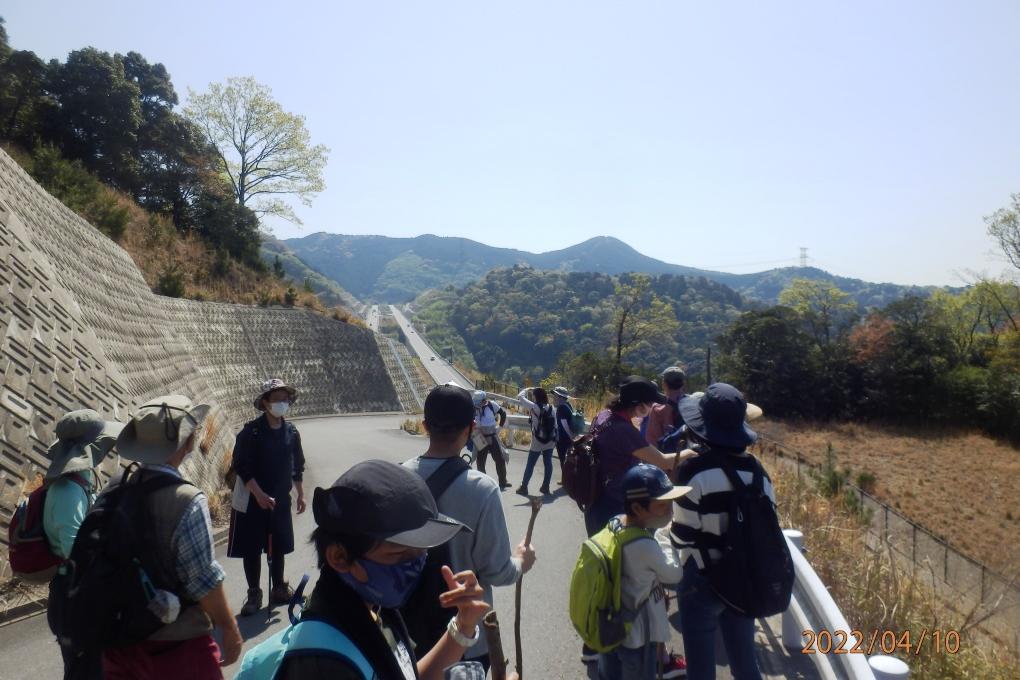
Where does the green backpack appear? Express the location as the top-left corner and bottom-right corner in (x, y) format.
(570, 408), (587, 438)
(568, 518), (652, 652)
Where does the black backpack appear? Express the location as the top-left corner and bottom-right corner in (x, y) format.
(401, 456), (471, 655)
(699, 456), (794, 618)
(48, 465), (188, 651)
(533, 405), (556, 444)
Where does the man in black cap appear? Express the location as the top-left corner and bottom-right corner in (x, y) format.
(669, 383), (772, 680)
(403, 385), (536, 671)
(246, 460), (497, 679)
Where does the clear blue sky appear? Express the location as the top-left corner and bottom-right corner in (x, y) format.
(6, 1), (1020, 286)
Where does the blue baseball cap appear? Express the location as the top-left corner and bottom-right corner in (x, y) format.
(622, 464), (692, 503)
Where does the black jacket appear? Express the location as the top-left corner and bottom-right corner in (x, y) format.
(233, 414), (305, 499)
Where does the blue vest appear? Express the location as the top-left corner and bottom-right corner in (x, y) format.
(235, 619), (376, 679)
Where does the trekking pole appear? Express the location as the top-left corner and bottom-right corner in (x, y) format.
(266, 514), (274, 623)
(514, 497), (542, 678)
(483, 611), (508, 680)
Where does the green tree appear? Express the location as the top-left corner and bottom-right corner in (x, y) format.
(778, 278), (858, 347)
(0, 48), (46, 144)
(717, 306), (820, 417)
(607, 274), (680, 379)
(272, 255), (286, 279)
(47, 48), (142, 188)
(985, 193), (1020, 271)
(185, 77), (328, 224)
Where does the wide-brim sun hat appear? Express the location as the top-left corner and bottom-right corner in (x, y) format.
(679, 383), (757, 449)
(253, 378), (298, 410)
(45, 410), (124, 480)
(552, 386), (570, 399)
(117, 395), (211, 465)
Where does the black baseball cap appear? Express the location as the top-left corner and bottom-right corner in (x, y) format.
(423, 385), (475, 433)
(619, 376), (669, 407)
(312, 460), (467, 549)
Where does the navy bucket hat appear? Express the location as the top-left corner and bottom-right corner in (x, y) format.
(679, 383), (757, 450)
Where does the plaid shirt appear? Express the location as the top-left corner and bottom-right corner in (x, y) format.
(144, 464), (225, 601)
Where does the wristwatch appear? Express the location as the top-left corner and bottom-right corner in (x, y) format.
(446, 617), (480, 648)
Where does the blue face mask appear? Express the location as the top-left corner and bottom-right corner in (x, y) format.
(337, 553), (427, 608)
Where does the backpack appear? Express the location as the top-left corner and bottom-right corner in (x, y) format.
(699, 456), (794, 618)
(8, 473), (90, 582)
(47, 465), (189, 651)
(237, 574), (375, 680)
(569, 517), (652, 652)
(401, 456), (471, 655)
(569, 408), (586, 438)
(532, 405), (556, 444)
(562, 434), (601, 512)
(236, 618), (374, 680)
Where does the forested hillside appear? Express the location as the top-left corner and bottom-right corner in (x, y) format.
(286, 232), (944, 307)
(412, 266), (743, 384)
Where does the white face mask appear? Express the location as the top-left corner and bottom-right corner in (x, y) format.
(269, 402), (290, 418)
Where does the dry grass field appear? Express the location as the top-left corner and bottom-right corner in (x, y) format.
(755, 418), (1020, 575)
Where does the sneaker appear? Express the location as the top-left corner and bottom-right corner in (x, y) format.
(269, 582), (294, 605)
(239, 588), (263, 616)
(661, 653), (687, 678)
(580, 645), (598, 663)
(515, 486), (529, 497)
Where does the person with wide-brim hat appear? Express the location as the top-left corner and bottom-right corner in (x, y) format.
(228, 378), (306, 617)
(551, 386), (576, 480)
(669, 383), (772, 680)
(102, 394), (244, 677)
(42, 410), (122, 678)
(42, 410), (122, 559)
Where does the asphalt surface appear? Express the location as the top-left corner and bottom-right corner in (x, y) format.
(0, 415), (807, 679)
(389, 305), (474, 388)
(0, 415), (594, 680)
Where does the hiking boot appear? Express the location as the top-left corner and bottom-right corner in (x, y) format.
(539, 485), (551, 495)
(661, 653), (687, 678)
(515, 485), (529, 497)
(240, 588), (263, 616)
(270, 582), (294, 605)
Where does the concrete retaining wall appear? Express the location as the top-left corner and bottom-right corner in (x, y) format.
(0, 149), (403, 576)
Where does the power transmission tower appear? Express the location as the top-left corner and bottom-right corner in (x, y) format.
(799, 247), (808, 268)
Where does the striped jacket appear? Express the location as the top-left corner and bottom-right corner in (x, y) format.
(669, 450), (776, 570)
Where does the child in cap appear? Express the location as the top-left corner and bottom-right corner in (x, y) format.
(598, 464), (691, 680)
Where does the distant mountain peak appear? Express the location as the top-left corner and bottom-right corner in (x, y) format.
(282, 232), (943, 307)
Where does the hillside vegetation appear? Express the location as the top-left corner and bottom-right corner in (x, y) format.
(0, 18), (356, 319)
(285, 231), (944, 307)
(412, 266), (743, 383)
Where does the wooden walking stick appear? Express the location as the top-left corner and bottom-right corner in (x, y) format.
(514, 496), (542, 678)
(483, 611), (508, 680)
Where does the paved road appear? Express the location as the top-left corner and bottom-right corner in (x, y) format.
(367, 304), (381, 332)
(0, 415), (808, 679)
(389, 305), (473, 388)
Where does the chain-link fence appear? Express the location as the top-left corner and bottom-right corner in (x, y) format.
(754, 437), (1020, 651)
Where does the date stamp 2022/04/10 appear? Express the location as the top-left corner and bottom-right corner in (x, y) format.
(802, 629), (961, 656)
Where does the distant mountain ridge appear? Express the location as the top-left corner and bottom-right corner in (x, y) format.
(283, 232), (944, 307)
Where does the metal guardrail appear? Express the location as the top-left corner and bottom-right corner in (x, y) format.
(782, 531), (910, 679)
